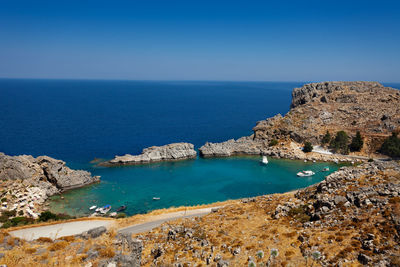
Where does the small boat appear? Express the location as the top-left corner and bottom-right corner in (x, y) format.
(100, 205), (111, 214)
(89, 205), (97, 210)
(109, 212), (117, 217)
(261, 156), (268, 164)
(116, 205), (126, 212)
(95, 207), (101, 212)
(153, 197), (160, 200)
(297, 170), (315, 177)
(322, 167), (329, 172)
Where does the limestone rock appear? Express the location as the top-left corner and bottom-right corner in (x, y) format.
(104, 143), (196, 166)
(200, 81), (400, 158)
(0, 152), (99, 193)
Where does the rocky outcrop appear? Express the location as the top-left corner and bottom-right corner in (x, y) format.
(199, 136), (263, 157)
(0, 152), (99, 192)
(103, 143), (197, 166)
(201, 81), (400, 159)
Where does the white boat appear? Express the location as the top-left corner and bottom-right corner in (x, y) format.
(261, 156), (268, 164)
(153, 197), (160, 200)
(89, 205), (97, 210)
(95, 207), (101, 212)
(322, 167), (329, 172)
(297, 170), (315, 177)
(100, 205), (111, 214)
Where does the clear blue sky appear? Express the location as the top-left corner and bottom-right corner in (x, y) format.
(0, 0), (399, 82)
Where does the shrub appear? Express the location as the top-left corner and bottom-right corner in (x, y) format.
(10, 216), (34, 227)
(269, 139), (278, 146)
(1, 198), (7, 202)
(380, 132), (400, 157)
(330, 131), (349, 154)
(48, 240), (68, 251)
(37, 237), (53, 243)
(39, 211), (58, 222)
(99, 247), (116, 258)
(303, 142), (313, 153)
(321, 130), (331, 145)
(0, 210), (17, 223)
(368, 158), (374, 162)
(18, 210), (24, 216)
(350, 131), (363, 152)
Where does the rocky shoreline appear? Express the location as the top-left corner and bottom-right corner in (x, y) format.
(0, 153), (100, 220)
(199, 81), (400, 162)
(101, 142), (197, 166)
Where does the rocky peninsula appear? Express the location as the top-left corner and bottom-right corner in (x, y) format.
(102, 142), (197, 166)
(200, 81), (400, 161)
(0, 152), (100, 219)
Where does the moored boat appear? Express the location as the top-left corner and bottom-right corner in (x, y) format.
(116, 205), (126, 212)
(89, 205), (97, 210)
(261, 156), (268, 164)
(100, 205), (111, 214)
(297, 170), (315, 177)
(153, 197), (160, 200)
(322, 167), (329, 172)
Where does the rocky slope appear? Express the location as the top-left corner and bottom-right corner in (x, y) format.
(135, 161), (400, 266)
(102, 143), (197, 166)
(1, 161), (400, 266)
(0, 152), (100, 217)
(200, 81), (400, 159)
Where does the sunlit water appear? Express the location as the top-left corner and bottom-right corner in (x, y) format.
(49, 156), (342, 216)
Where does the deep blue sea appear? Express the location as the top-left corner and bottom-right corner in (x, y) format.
(1, 79), (398, 215)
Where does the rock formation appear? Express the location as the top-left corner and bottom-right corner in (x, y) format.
(0, 152), (99, 192)
(103, 143), (197, 166)
(200, 81), (400, 158)
(0, 152), (100, 217)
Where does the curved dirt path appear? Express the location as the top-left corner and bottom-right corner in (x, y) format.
(9, 220), (113, 241)
(118, 207), (218, 235)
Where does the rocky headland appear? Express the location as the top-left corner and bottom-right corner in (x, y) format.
(102, 142), (197, 166)
(200, 81), (400, 161)
(0, 152), (100, 219)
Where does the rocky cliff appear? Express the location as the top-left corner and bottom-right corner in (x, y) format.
(0, 153), (99, 192)
(200, 81), (400, 158)
(0, 152), (100, 217)
(103, 143), (197, 166)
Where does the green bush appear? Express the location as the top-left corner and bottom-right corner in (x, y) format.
(329, 131), (349, 154)
(380, 132), (400, 157)
(1, 198), (7, 203)
(303, 142), (313, 153)
(39, 211), (58, 222)
(269, 139), (278, 146)
(10, 216), (34, 227)
(321, 130), (331, 145)
(349, 131), (363, 152)
(0, 210), (17, 223)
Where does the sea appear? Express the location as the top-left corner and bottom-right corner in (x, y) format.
(1, 79), (398, 216)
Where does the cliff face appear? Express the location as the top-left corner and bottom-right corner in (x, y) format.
(200, 81), (400, 157)
(0, 152), (100, 193)
(104, 143), (197, 166)
(254, 81), (400, 148)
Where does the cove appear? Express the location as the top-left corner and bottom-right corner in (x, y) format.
(49, 156), (343, 216)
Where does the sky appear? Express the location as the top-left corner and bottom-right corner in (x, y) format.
(0, 0), (399, 82)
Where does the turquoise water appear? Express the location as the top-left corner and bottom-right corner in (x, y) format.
(49, 156), (341, 216)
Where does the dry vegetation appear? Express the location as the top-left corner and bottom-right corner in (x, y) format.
(1, 162), (400, 266)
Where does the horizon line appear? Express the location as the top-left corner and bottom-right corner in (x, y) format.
(0, 77), (399, 84)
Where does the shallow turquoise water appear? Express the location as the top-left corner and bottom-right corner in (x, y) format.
(49, 156), (342, 216)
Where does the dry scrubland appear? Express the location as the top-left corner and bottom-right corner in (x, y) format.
(1, 161), (399, 267)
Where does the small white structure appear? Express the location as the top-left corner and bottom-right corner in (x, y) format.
(261, 156), (268, 164)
